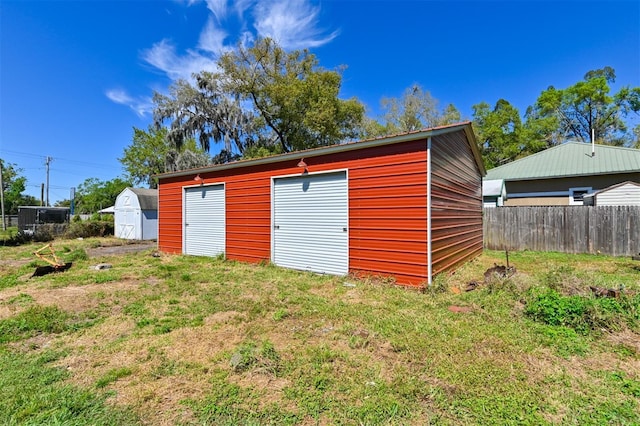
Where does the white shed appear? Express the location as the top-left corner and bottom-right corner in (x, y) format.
(584, 181), (640, 206)
(114, 188), (158, 240)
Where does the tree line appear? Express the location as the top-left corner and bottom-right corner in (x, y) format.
(4, 38), (639, 213)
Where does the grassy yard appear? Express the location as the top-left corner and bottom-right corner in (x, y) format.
(0, 238), (638, 425)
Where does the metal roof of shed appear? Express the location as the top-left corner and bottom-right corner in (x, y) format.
(485, 142), (640, 181)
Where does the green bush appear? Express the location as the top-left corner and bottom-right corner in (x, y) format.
(65, 221), (114, 238)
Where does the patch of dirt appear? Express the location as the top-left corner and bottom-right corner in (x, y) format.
(0, 258), (32, 268)
(85, 241), (157, 258)
(0, 279), (143, 319)
(606, 330), (640, 355)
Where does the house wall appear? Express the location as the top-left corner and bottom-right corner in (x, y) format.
(505, 197), (568, 206)
(430, 131), (483, 275)
(158, 129), (483, 286)
(504, 173), (640, 206)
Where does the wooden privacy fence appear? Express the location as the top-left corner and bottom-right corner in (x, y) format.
(483, 206), (640, 256)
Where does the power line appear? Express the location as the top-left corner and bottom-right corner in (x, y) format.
(0, 148), (120, 171)
(0, 149), (45, 160)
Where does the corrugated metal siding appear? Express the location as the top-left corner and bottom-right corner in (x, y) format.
(348, 142), (428, 285)
(184, 185), (225, 256)
(596, 183), (640, 206)
(429, 130), (483, 275)
(158, 178), (184, 254)
(273, 171), (348, 275)
(225, 172), (272, 262)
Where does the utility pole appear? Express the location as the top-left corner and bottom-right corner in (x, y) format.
(0, 160), (6, 231)
(70, 187), (75, 215)
(45, 156), (52, 207)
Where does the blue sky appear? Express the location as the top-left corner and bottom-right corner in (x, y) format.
(1, 0), (639, 204)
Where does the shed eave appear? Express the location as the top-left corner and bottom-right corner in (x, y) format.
(156, 122), (483, 180)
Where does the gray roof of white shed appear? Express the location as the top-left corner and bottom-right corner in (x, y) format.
(128, 188), (158, 210)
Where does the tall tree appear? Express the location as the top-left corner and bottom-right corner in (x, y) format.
(364, 85), (462, 138)
(119, 126), (211, 188)
(473, 99), (546, 169)
(216, 37), (365, 153)
(526, 66), (640, 146)
(75, 177), (132, 214)
(153, 78), (252, 155)
(0, 159), (39, 214)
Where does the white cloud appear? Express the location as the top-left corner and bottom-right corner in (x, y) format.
(205, 0), (228, 20)
(105, 89), (153, 118)
(233, 0), (254, 18)
(141, 39), (219, 81)
(253, 0), (338, 49)
(198, 17), (229, 54)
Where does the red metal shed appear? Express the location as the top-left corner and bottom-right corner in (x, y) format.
(156, 122), (485, 287)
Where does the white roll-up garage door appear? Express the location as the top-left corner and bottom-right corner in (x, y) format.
(273, 171), (348, 275)
(184, 185), (225, 256)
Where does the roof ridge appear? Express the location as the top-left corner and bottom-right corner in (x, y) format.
(488, 142), (640, 173)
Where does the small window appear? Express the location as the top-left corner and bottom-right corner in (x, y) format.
(569, 187), (592, 205)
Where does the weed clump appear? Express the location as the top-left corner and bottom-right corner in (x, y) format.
(65, 248), (88, 262)
(230, 340), (281, 375)
(525, 289), (639, 334)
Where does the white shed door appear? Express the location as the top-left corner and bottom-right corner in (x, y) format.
(117, 210), (137, 239)
(184, 185), (225, 256)
(273, 171), (348, 275)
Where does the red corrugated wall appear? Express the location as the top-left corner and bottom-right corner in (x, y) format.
(429, 130), (484, 275)
(159, 139), (430, 285)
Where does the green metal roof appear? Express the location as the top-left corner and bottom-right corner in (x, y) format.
(485, 142), (640, 181)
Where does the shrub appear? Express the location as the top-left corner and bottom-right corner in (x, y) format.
(526, 290), (640, 334)
(65, 221), (114, 238)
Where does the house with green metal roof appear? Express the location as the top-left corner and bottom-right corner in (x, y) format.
(484, 142), (640, 206)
